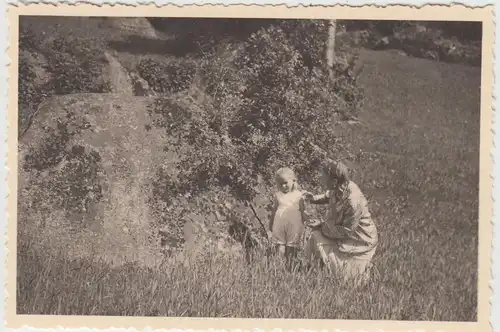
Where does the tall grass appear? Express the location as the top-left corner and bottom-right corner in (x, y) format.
(17, 225), (476, 320)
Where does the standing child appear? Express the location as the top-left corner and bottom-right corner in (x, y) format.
(268, 167), (309, 267)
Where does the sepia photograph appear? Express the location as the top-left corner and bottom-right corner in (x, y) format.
(6, 3), (494, 331)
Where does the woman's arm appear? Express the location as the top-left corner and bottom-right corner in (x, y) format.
(321, 223), (348, 239)
(341, 199), (364, 232)
(304, 190), (331, 205)
(321, 193), (364, 239)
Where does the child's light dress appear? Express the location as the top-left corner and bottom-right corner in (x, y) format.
(271, 190), (305, 248)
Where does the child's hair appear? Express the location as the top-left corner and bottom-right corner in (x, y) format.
(275, 167), (300, 190)
(275, 167), (297, 181)
(322, 160), (350, 185)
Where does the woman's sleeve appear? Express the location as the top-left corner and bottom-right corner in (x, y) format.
(321, 223), (348, 239)
(342, 198), (364, 232)
(321, 193), (364, 239)
(310, 190), (331, 204)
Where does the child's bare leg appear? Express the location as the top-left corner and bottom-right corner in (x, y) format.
(277, 244), (286, 256)
(270, 244), (286, 267)
(285, 246), (299, 259)
(285, 246), (300, 271)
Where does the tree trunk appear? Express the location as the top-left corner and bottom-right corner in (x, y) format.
(326, 20), (337, 76)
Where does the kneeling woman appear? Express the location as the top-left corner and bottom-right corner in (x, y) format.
(303, 160), (378, 280)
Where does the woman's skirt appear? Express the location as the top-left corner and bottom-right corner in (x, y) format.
(305, 230), (377, 280)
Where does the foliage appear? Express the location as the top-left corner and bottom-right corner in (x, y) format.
(17, 18), (479, 321)
(18, 29), (112, 137)
(342, 20), (482, 42)
(18, 27), (52, 135)
(23, 146), (105, 227)
(22, 110), (105, 227)
(143, 23), (364, 250)
(141, 23), (364, 254)
(152, 24), (362, 203)
(18, 51), (50, 135)
(17, 46), (479, 316)
(148, 18), (280, 53)
(137, 57), (197, 94)
(48, 146), (104, 219)
(339, 20), (482, 66)
(278, 19), (330, 69)
(46, 34), (112, 95)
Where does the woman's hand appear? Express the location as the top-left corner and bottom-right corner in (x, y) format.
(302, 191), (314, 202)
(306, 218), (323, 230)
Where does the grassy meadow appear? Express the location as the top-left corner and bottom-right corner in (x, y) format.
(17, 18), (480, 321)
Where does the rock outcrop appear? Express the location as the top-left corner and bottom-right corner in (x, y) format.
(103, 52), (134, 95)
(18, 94), (182, 265)
(129, 72), (156, 97)
(100, 17), (158, 39)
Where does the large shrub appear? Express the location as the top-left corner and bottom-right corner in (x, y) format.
(46, 35), (111, 95)
(137, 57), (197, 94)
(18, 51), (50, 136)
(18, 28), (52, 137)
(340, 20), (482, 66)
(278, 20), (330, 69)
(19, 30), (111, 136)
(148, 23), (363, 247)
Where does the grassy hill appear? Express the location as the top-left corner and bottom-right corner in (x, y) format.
(17, 17), (480, 321)
(342, 49), (480, 320)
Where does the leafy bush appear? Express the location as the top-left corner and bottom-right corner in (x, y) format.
(22, 110), (105, 228)
(138, 57), (197, 94)
(46, 35), (111, 95)
(18, 27), (53, 136)
(339, 20), (482, 66)
(147, 23), (363, 246)
(19, 27), (45, 53)
(18, 31), (111, 137)
(18, 51), (50, 136)
(278, 19), (330, 69)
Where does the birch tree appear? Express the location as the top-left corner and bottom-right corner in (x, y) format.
(326, 19), (337, 76)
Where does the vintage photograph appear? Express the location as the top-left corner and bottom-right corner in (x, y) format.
(9, 4), (493, 329)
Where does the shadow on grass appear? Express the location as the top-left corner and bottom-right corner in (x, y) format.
(108, 18), (281, 57)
